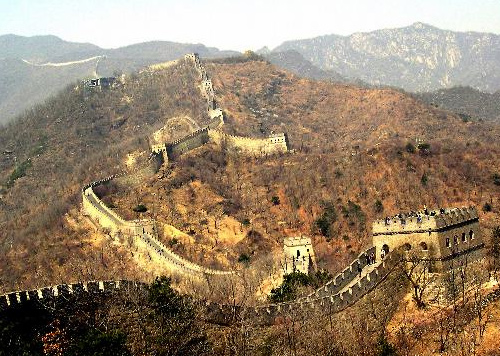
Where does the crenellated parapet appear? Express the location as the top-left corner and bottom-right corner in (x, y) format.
(372, 206), (483, 271)
(373, 206), (478, 235)
(246, 248), (402, 324)
(0, 280), (146, 311)
(1, 252), (400, 324)
(308, 246), (376, 299)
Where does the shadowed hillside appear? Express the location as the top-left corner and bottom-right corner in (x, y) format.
(414, 86), (500, 122)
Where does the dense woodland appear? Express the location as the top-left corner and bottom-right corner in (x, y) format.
(0, 55), (500, 355)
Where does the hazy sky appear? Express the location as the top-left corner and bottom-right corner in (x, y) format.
(1, 0), (499, 51)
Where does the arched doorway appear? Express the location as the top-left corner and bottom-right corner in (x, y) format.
(403, 243), (412, 251)
(420, 242), (428, 251)
(381, 244), (390, 259)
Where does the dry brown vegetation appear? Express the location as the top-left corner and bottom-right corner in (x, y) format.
(0, 59), (207, 291)
(0, 55), (499, 355)
(101, 59), (500, 277)
(1, 57), (499, 293)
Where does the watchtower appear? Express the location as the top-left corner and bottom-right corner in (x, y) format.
(268, 133), (289, 152)
(372, 206), (484, 271)
(283, 236), (315, 274)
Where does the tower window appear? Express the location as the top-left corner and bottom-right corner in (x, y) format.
(446, 238), (450, 248)
(453, 236), (458, 245)
(461, 232), (466, 242)
(469, 230), (475, 240)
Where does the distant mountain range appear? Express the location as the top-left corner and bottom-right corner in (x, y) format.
(272, 22), (500, 93)
(264, 50), (347, 83)
(1, 23), (500, 125)
(0, 34), (238, 124)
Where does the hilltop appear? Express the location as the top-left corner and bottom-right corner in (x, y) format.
(3, 23), (500, 125)
(0, 55), (499, 294)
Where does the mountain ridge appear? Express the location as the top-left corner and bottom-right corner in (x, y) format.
(272, 22), (500, 93)
(0, 34), (239, 124)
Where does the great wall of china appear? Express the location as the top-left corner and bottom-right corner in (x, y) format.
(0, 54), (488, 325)
(80, 53), (289, 279)
(0, 251), (402, 325)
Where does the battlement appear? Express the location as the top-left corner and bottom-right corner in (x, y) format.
(0, 280), (146, 311)
(372, 206), (478, 235)
(1, 249), (400, 326)
(372, 206), (483, 270)
(284, 236), (311, 247)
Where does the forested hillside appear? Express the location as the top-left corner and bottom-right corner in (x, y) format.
(0, 59), (206, 290)
(2, 55), (498, 293)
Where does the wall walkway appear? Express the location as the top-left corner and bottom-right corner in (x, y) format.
(0, 54), (415, 325)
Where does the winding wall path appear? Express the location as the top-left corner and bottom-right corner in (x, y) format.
(0, 54), (410, 325)
(0, 249), (403, 326)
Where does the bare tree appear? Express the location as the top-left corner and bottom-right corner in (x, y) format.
(400, 252), (434, 308)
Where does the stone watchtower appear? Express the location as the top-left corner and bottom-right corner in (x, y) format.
(283, 236), (315, 274)
(372, 206), (484, 271)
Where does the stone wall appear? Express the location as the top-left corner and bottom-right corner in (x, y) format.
(166, 128), (210, 159)
(372, 206), (478, 235)
(309, 246), (376, 299)
(137, 231), (233, 276)
(0, 280), (146, 311)
(246, 248), (402, 325)
(208, 130), (288, 155)
(1, 250), (401, 326)
(150, 54), (288, 160)
(82, 176), (232, 277)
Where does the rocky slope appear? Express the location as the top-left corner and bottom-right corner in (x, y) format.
(264, 50), (347, 83)
(273, 22), (500, 93)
